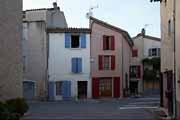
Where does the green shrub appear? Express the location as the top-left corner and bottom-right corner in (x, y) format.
(0, 102), (20, 120)
(5, 98), (29, 116)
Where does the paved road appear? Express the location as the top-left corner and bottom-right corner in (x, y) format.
(22, 96), (160, 120)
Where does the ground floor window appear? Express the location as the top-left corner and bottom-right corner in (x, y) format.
(56, 81), (62, 96)
(99, 78), (112, 97)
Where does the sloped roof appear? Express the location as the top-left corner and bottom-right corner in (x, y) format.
(24, 7), (60, 12)
(133, 33), (161, 42)
(90, 17), (134, 47)
(47, 28), (91, 33)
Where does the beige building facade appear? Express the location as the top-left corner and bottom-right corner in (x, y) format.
(22, 3), (68, 100)
(131, 30), (160, 96)
(0, 0), (23, 101)
(160, 0), (180, 118)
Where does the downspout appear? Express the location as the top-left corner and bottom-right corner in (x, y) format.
(173, 0), (177, 119)
(122, 35), (124, 97)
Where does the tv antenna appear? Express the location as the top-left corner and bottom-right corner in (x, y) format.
(86, 5), (99, 18)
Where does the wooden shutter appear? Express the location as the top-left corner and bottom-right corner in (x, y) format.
(92, 78), (99, 98)
(72, 58), (77, 73)
(78, 58), (82, 73)
(62, 81), (71, 100)
(80, 33), (86, 48)
(111, 36), (115, 50)
(103, 35), (106, 50)
(113, 77), (120, 98)
(132, 49), (138, 57)
(111, 55), (115, 70)
(49, 81), (54, 100)
(99, 55), (103, 70)
(65, 32), (71, 48)
(137, 66), (141, 78)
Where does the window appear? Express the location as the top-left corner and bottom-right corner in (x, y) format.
(130, 66), (141, 78)
(65, 33), (86, 48)
(148, 48), (160, 57)
(168, 19), (171, 35)
(151, 48), (157, 56)
(72, 58), (82, 73)
(71, 35), (80, 48)
(56, 81), (62, 96)
(99, 55), (115, 70)
(103, 56), (110, 70)
(103, 35), (115, 50)
(132, 49), (138, 57)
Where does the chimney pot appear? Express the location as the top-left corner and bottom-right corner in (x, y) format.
(53, 2), (58, 10)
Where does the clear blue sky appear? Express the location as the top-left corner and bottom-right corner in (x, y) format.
(23, 0), (160, 37)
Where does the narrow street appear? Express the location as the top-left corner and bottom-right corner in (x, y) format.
(22, 96), (160, 120)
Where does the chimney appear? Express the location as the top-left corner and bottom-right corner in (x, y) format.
(53, 2), (59, 10)
(141, 28), (146, 36)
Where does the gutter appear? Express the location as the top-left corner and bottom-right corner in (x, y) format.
(173, 0), (177, 119)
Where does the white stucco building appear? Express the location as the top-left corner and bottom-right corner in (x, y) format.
(48, 28), (91, 100)
(130, 29), (161, 95)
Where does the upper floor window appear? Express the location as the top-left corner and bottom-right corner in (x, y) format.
(65, 33), (86, 48)
(132, 49), (138, 57)
(71, 35), (80, 48)
(149, 48), (160, 57)
(168, 19), (171, 35)
(103, 35), (115, 50)
(130, 66), (141, 78)
(99, 55), (115, 70)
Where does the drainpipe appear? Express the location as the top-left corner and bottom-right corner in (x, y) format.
(122, 35), (124, 97)
(173, 0), (177, 119)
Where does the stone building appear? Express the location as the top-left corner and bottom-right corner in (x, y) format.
(0, 0), (23, 100)
(160, 0), (180, 118)
(22, 2), (68, 100)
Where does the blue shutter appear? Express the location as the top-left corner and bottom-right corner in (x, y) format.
(80, 33), (86, 48)
(49, 81), (54, 100)
(72, 58), (77, 73)
(62, 81), (71, 100)
(65, 32), (71, 48)
(78, 58), (82, 73)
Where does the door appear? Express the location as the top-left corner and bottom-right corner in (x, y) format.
(130, 81), (138, 95)
(99, 78), (112, 97)
(78, 81), (87, 99)
(23, 81), (35, 100)
(165, 71), (173, 115)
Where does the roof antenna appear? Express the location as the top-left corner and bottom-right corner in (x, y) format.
(86, 5), (99, 18)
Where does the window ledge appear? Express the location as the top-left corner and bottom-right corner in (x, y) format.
(68, 48), (84, 50)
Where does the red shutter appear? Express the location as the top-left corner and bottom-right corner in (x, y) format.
(103, 35), (106, 50)
(111, 36), (115, 50)
(113, 77), (120, 98)
(111, 55), (115, 70)
(92, 78), (99, 98)
(132, 49), (138, 57)
(137, 66), (141, 78)
(99, 55), (103, 70)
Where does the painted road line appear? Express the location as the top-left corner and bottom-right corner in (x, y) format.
(119, 106), (159, 110)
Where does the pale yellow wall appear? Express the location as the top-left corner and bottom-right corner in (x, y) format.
(160, 0), (174, 73)
(175, 0), (180, 103)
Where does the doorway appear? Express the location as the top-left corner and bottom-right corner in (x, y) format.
(99, 78), (112, 97)
(130, 81), (138, 95)
(78, 81), (87, 99)
(23, 81), (35, 100)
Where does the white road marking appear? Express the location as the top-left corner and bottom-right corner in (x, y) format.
(119, 106), (158, 110)
(128, 101), (159, 105)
